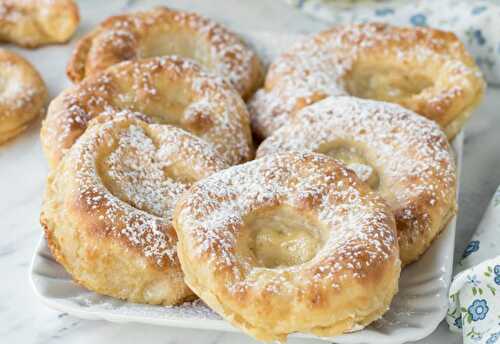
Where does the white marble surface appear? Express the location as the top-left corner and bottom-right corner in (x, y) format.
(1, 0), (499, 343)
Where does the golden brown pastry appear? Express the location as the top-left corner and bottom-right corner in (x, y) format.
(0, 0), (79, 48)
(249, 23), (485, 140)
(41, 117), (229, 305)
(174, 152), (401, 342)
(67, 6), (262, 99)
(0, 49), (47, 144)
(41, 56), (254, 169)
(257, 96), (457, 266)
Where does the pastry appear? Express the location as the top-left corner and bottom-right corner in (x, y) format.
(41, 117), (229, 305)
(0, 49), (47, 144)
(66, 6), (262, 99)
(41, 56), (254, 168)
(0, 0), (79, 48)
(249, 23), (485, 139)
(174, 152), (400, 341)
(257, 96), (457, 265)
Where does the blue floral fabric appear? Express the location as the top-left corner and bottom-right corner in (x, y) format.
(448, 256), (500, 344)
(287, 0), (500, 85)
(486, 331), (500, 344)
(464, 241), (481, 259)
(446, 186), (500, 344)
(468, 299), (489, 322)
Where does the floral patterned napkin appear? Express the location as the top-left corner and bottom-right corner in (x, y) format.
(446, 186), (500, 344)
(286, 0), (500, 85)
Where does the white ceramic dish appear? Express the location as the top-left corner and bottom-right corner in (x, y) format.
(29, 32), (463, 344)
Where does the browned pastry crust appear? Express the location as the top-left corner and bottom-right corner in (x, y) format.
(41, 56), (254, 169)
(174, 152), (401, 342)
(41, 117), (229, 305)
(66, 6), (262, 99)
(257, 97), (457, 266)
(0, 49), (47, 144)
(0, 0), (79, 48)
(249, 23), (485, 140)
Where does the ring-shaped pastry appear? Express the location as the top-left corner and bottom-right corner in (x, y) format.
(41, 56), (254, 168)
(249, 23), (485, 139)
(0, 49), (47, 144)
(174, 152), (400, 342)
(257, 96), (457, 265)
(67, 6), (262, 99)
(0, 0), (79, 48)
(41, 117), (229, 305)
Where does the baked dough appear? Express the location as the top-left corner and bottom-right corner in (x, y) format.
(41, 117), (229, 305)
(67, 6), (262, 99)
(174, 152), (401, 342)
(0, 0), (79, 48)
(0, 49), (47, 144)
(249, 23), (485, 139)
(41, 56), (254, 168)
(257, 97), (457, 265)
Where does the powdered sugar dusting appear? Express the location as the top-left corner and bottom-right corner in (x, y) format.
(176, 152), (399, 296)
(347, 163), (374, 183)
(103, 124), (188, 218)
(170, 7), (259, 96)
(257, 97), (457, 255)
(0, 0), (52, 22)
(75, 6), (260, 97)
(66, 118), (227, 267)
(43, 55), (253, 166)
(0, 65), (41, 111)
(0, 0), (78, 47)
(0, 56), (45, 119)
(248, 23), (484, 138)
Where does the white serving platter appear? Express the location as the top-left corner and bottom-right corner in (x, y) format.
(29, 31), (463, 344)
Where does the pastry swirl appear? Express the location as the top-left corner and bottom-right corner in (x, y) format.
(174, 152), (400, 341)
(0, 0), (79, 48)
(41, 56), (254, 168)
(67, 6), (262, 99)
(41, 117), (229, 305)
(257, 97), (457, 265)
(249, 23), (485, 139)
(0, 49), (47, 144)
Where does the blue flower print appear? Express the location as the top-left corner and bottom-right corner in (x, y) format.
(410, 14), (427, 27)
(463, 240), (480, 258)
(468, 299), (489, 321)
(472, 6), (487, 16)
(487, 331), (500, 344)
(454, 315), (462, 329)
(473, 30), (486, 46)
(494, 265), (500, 285)
(375, 8), (394, 17)
(471, 333), (484, 342)
(467, 274), (481, 287)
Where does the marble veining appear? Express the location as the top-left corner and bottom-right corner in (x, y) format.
(0, 0), (498, 343)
